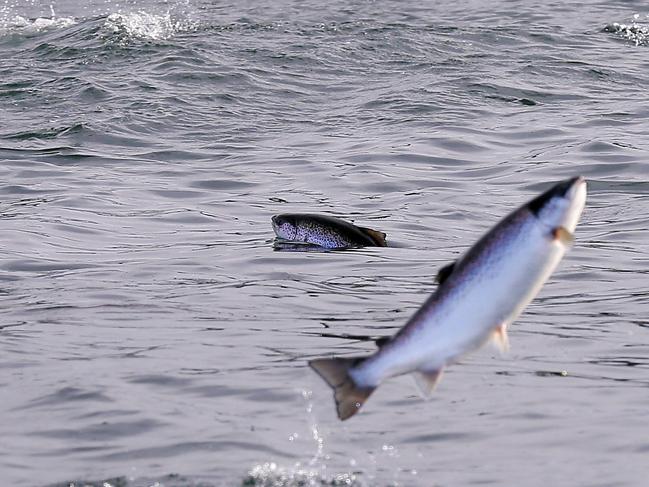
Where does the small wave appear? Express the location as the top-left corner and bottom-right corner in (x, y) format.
(4, 123), (84, 141)
(244, 462), (363, 487)
(103, 11), (197, 44)
(605, 15), (649, 46)
(0, 15), (76, 36)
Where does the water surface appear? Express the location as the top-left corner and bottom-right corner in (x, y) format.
(1, 1), (648, 486)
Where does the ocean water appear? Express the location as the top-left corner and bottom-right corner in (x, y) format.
(1, 0), (648, 486)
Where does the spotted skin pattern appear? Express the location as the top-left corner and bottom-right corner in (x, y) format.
(271, 214), (386, 249)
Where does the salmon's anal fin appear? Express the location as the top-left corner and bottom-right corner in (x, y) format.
(309, 357), (375, 421)
(436, 261), (456, 284)
(413, 367), (444, 399)
(358, 227), (387, 247)
(491, 323), (509, 354)
(553, 226), (574, 246)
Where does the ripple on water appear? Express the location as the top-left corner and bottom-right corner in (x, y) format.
(1, 1), (649, 487)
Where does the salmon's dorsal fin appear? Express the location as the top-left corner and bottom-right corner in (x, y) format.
(375, 336), (391, 348)
(412, 367), (444, 399)
(358, 227), (387, 247)
(553, 226), (574, 246)
(490, 323), (509, 354)
(436, 261), (456, 284)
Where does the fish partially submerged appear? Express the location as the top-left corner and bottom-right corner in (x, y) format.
(271, 214), (387, 249)
(310, 176), (587, 420)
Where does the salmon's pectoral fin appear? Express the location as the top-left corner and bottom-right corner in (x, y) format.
(309, 356), (375, 421)
(436, 261), (456, 284)
(491, 323), (509, 354)
(552, 226), (574, 246)
(412, 367), (444, 399)
(358, 227), (387, 247)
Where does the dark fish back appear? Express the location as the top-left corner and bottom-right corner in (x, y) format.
(295, 214), (385, 247)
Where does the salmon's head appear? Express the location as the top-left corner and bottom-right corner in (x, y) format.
(271, 214), (299, 240)
(528, 176), (587, 233)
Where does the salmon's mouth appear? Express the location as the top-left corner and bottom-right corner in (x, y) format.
(565, 176), (586, 199)
(271, 214), (298, 240)
(551, 176), (585, 199)
(528, 176), (586, 217)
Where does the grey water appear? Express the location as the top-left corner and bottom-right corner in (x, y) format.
(1, 0), (648, 486)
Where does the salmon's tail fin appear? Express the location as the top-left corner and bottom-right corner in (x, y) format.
(309, 357), (376, 420)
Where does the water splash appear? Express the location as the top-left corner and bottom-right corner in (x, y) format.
(0, 3), (75, 35)
(243, 390), (363, 487)
(244, 462), (362, 487)
(605, 14), (649, 46)
(103, 9), (198, 44)
(304, 390), (326, 467)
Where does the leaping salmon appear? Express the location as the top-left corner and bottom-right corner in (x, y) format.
(310, 176), (587, 420)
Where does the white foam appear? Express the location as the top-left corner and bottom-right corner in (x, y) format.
(246, 462), (362, 487)
(0, 14), (76, 35)
(0, 2), (76, 36)
(607, 14), (649, 46)
(103, 10), (197, 43)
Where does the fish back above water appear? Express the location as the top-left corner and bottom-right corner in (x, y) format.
(271, 213), (387, 249)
